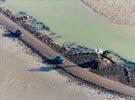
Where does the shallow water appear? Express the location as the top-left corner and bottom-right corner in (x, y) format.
(1, 0), (135, 61)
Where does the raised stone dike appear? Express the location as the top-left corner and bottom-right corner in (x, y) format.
(0, 6), (135, 88)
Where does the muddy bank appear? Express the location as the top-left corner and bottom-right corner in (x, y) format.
(82, 0), (135, 27)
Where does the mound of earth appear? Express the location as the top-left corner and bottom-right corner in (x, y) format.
(67, 52), (135, 88)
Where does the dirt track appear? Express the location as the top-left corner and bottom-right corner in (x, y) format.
(0, 13), (135, 97)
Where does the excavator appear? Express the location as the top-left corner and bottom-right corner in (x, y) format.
(13, 29), (23, 37)
(8, 29), (23, 37)
(48, 56), (65, 65)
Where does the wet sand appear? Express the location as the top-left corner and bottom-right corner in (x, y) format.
(0, 26), (126, 100)
(82, 0), (135, 26)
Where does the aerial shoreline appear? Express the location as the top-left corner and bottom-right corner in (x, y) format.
(0, 7), (135, 98)
(0, 6), (135, 88)
(1, 0), (135, 61)
(0, 1), (135, 98)
(0, 25), (129, 100)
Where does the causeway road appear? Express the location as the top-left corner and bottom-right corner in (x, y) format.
(0, 13), (135, 97)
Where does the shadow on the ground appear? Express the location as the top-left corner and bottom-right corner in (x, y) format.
(42, 59), (53, 65)
(28, 66), (59, 72)
(3, 33), (16, 38)
(28, 63), (79, 73)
